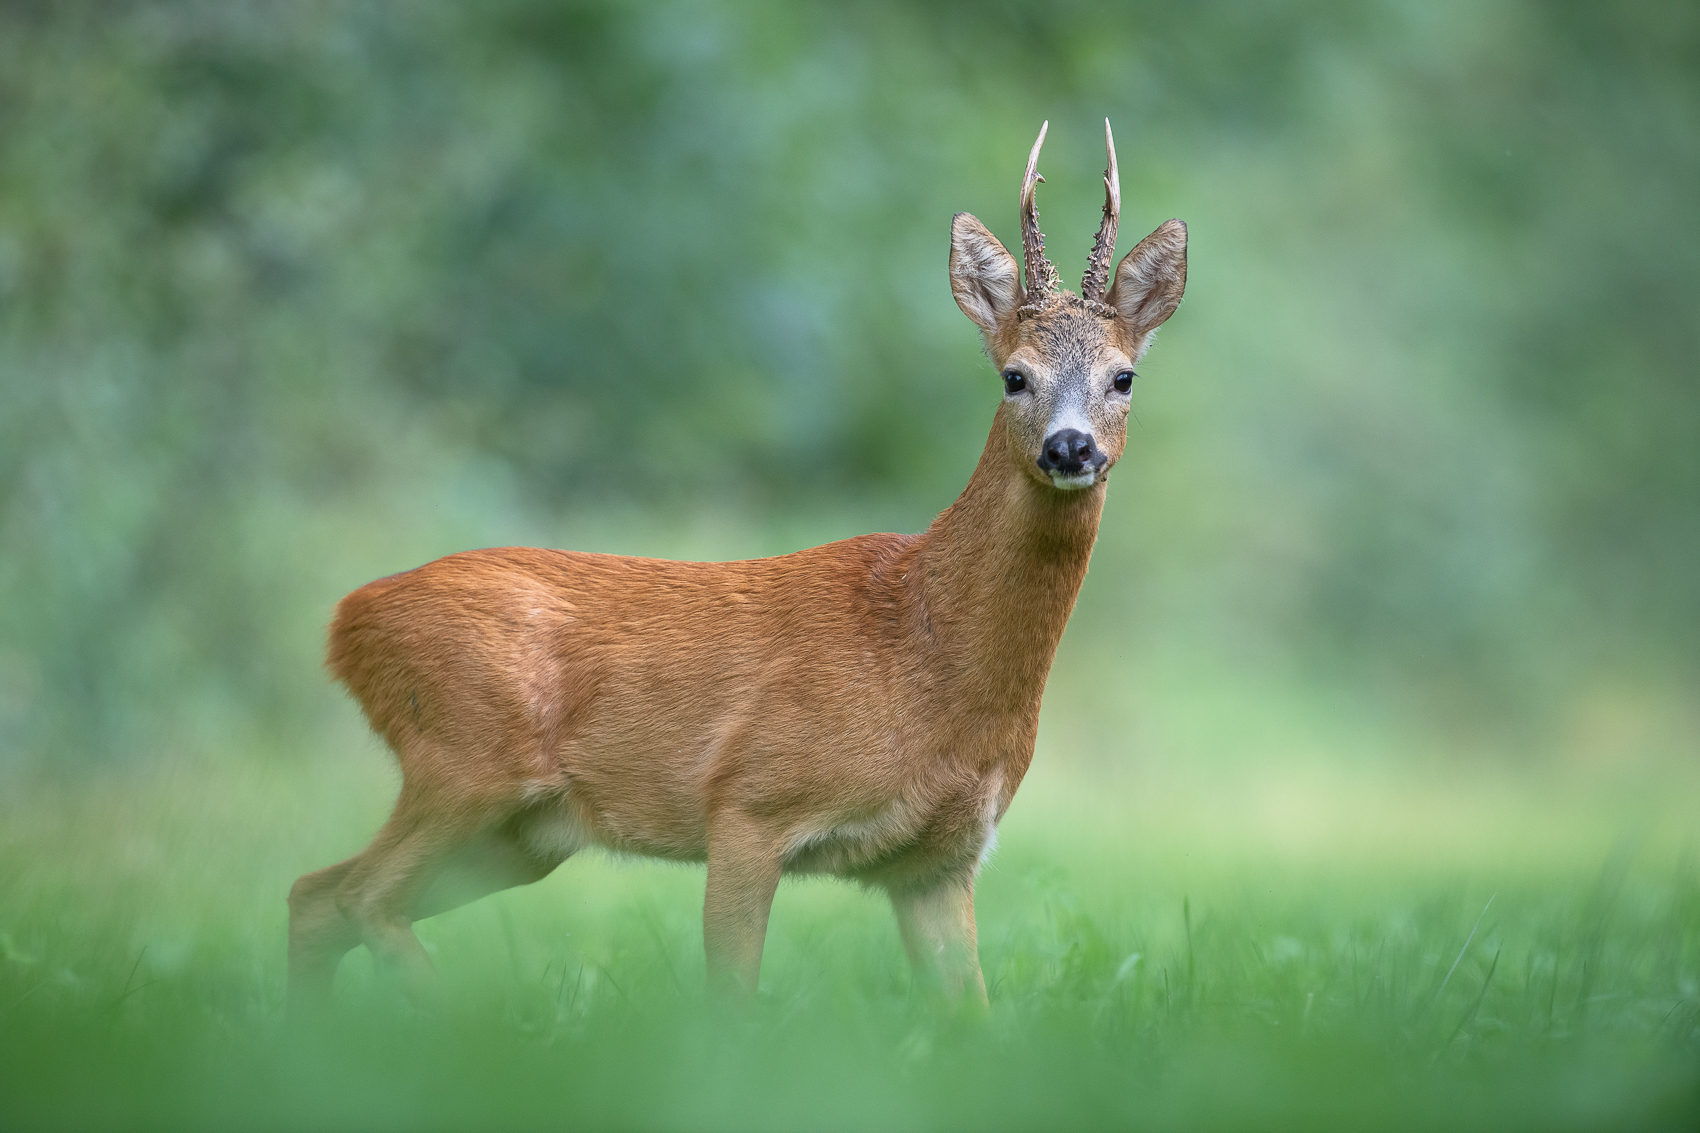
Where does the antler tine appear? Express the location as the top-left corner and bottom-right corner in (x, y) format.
(1019, 120), (1060, 304)
(1081, 118), (1121, 302)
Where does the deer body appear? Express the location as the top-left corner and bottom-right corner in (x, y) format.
(288, 121), (1186, 1010)
(337, 420), (1101, 878)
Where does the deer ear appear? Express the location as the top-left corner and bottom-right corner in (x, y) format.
(1108, 219), (1187, 337)
(950, 213), (1022, 335)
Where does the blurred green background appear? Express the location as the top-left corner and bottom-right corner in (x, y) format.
(1, 2), (1697, 1130)
(3, 0), (1697, 770)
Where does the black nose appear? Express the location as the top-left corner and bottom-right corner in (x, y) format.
(1038, 429), (1099, 476)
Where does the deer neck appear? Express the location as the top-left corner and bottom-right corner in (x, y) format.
(908, 404), (1104, 710)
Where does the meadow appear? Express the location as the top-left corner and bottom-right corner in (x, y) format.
(3, 660), (1695, 1131)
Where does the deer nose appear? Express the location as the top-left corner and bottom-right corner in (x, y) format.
(1038, 429), (1100, 476)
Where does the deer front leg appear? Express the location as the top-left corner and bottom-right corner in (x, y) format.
(890, 872), (988, 1006)
(702, 818), (782, 997)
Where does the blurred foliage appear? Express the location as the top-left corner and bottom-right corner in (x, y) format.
(1, 0), (1697, 765)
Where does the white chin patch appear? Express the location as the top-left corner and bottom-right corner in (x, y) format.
(1047, 470), (1098, 491)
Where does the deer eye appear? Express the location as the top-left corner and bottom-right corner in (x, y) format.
(1113, 370), (1135, 393)
(1002, 370), (1028, 395)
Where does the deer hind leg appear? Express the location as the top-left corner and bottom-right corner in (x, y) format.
(332, 782), (553, 1003)
(288, 771), (564, 1013)
(287, 856), (364, 1015)
(889, 872), (988, 1007)
(287, 783), (477, 1011)
(407, 808), (569, 922)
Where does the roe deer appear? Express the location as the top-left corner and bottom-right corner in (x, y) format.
(287, 120), (1187, 1010)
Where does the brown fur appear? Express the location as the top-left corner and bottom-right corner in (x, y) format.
(287, 132), (1188, 1011)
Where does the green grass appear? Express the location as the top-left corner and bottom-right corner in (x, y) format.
(2, 736), (1697, 1132)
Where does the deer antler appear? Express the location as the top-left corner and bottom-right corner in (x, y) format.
(1019, 121), (1060, 306)
(1081, 118), (1120, 303)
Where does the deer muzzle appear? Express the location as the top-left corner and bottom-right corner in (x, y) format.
(1037, 428), (1105, 488)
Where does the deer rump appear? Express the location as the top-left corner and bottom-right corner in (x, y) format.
(328, 542), (1017, 893)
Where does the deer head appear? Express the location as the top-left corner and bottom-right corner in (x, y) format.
(949, 120), (1188, 490)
